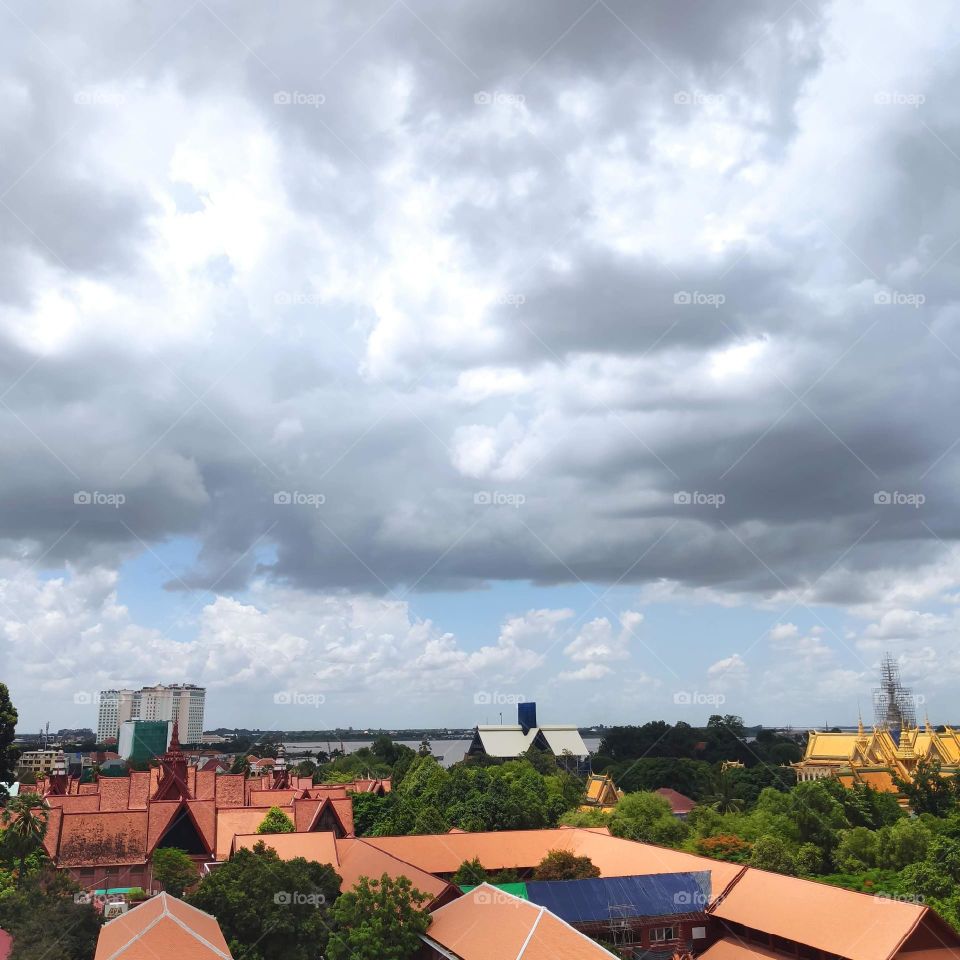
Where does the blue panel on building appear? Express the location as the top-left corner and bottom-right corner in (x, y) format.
(524, 871), (711, 924)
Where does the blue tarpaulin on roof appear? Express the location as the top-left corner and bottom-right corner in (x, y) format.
(524, 871), (711, 924)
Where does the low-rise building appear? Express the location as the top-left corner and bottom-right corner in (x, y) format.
(93, 892), (233, 959)
(17, 749), (62, 776)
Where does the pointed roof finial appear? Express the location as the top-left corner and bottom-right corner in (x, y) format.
(169, 719), (181, 753)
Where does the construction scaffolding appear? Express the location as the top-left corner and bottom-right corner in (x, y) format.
(873, 654), (917, 733)
(606, 902), (639, 951)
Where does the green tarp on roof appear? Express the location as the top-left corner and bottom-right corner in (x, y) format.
(460, 882), (529, 900)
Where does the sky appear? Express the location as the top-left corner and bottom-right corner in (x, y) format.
(1, 0), (959, 734)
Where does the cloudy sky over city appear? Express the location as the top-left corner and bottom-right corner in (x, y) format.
(2, 0), (959, 732)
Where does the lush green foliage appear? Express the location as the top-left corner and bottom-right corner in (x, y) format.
(355, 755), (582, 836)
(0, 869), (100, 960)
(315, 736), (417, 785)
(326, 873), (431, 960)
(595, 717), (801, 776)
(257, 806), (296, 834)
(152, 847), (197, 897)
(0, 684), (18, 783)
(0, 793), (49, 887)
(533, 850), (600, 880)
(610, 791), (690, 845)
(189, 842), (341, 960)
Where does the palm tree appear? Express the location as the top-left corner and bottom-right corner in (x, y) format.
(706, 772), (744, 814)
(1, 792), (49, 886)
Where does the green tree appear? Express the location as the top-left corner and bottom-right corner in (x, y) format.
(257, 806), (295, 834)
(351, 792), (394, 836)
(834, 827), (878, 872)
(326, 873), (431, 960)
(558, 808), (611, 828)
(795, 843), (825, 875)
(705, 771), (745, 814)
(152, 847), (197, 897)
(0, 870), (100, 960)
(876, 818), (930, 870)
(533, 850), (601, 881)
(895, 758), (959, 817)
(749, 835), (796, 875)
(609, 791), (689, 846)
(189, 842), (340, 960)
(0, 793), (49, 887)
(451, 857), (488, 886)
(0, 685), (18, 784)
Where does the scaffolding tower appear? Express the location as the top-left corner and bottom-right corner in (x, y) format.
(873, 654), (917, 733)
(606, 903), (638, 951)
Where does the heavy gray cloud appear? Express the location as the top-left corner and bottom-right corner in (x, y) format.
(0, 0), (958, 622)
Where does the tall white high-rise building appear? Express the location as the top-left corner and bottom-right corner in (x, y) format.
(96, 684), (205, 743)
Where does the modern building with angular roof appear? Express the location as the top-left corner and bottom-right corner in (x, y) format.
(467, 702), (589, 771)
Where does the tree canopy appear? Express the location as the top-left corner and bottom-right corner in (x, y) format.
(152, 847), (196, 898)
(189, 842), (341, 960)
(326, 873), (431, 960)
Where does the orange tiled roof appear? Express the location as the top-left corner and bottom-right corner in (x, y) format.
(248, 789), (300, 807)
(214, 774), (246, 808)
(710, 868), (926, 960)
(654, 787), (696, 815)
(93, 892), (232, 959)
(58, 811), (149, 867)
(214, 806), (290, 860)
(232, 833), (454, 906)
(699, 937), (797, 960)
(363, 828), (743, 897)
(424, 884), (616, 959)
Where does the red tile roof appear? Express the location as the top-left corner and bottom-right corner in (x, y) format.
(424, 885), (617, 959)
(363, 828), (743, 896)
(58, 811), (149, 867)
(654, 787), (696, 815)
(94, 892), (232, 959)
(710, 868), (926, 960)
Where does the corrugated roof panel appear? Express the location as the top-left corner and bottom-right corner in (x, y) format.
(476, 727), (539, 756)
(525, 871), (711, 924)
(539, 727), (589, 756)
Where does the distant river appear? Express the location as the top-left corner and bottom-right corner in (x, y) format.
(282, 738), (602, 769)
